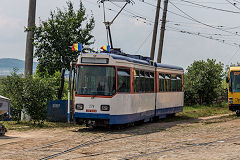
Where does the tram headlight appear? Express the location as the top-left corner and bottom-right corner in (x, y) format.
(76, 104), (84, 110)
(101, 105), (110, 111)
(229, 97), (233, 104)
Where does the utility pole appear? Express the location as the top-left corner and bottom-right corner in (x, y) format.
(157, 0), (168, 63)
(150, 0), (161, 61)
(24, 0), (36, 76)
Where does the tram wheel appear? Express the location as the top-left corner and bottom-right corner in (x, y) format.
(236, 110), (240, 117)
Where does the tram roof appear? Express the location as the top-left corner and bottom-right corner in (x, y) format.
(82, 53), (183, 71)
(109, 53), (150, 65)
(154, 63), (184, 71)
(0, 95), (10, 101)
(229, 66), (240, 72)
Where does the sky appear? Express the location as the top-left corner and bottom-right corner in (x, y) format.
(0, 0), (240, 70)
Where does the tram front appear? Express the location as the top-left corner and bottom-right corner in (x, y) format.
(74, 53), (117, 127)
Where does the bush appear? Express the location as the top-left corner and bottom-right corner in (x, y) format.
(0, 71), (56, 124)
(23, 75), (56, 124)
(184, 59), (224, 105)
(0, 71), (24, 121)
(35, 69), (68, 100)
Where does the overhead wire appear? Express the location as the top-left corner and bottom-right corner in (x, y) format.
(233, 0), (240, 3)
(169, 0), (229, 5)
(168, 0), (240, 37)
(225, 0), (240, 11)
(166, 25), (240, 47)
(85, 0), (240, 54)
(226, 47), (240, 64)
(135, 31), (153, 54)
(177, 0), (240, 14)
(140, 0), (237, 30)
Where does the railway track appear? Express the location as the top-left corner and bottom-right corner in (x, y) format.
(39, 130), (137, 160)
(2, 117), (240, 160)
(38, 127), (240, 160)
(120, 134), (240, 160)
(38, 132), (240, 160)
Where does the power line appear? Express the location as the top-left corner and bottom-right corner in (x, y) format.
(110, 1), (155, 24)
(227, 47), (240, 64)
(136, 31), (153, 54)
(233, 0), (240, 3)
(139, 0), (239, 30)
(225, 0), (240, 11)
(170, 0), (229, 5)
(166, 25), (240, 47)
(177, 0), (240, 14)
(84, 0), (240, 55)
(102, 0), (240, 42)
(169, 1), (240, 37)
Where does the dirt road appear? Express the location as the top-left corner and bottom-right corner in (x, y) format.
(0, 115), (240, 160)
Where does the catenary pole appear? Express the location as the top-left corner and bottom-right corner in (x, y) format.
(150, 0), (162, 61)
(157, 0), (168, 63)
(24, 0), (36, 76)
(68, 63), (72, 123)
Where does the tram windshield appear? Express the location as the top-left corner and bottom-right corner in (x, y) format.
(230, 71), (240, 92)
(76, 65), (116, 96)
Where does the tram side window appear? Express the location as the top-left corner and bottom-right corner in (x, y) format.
(150, 72), (154, 92)
(171, 75), (177, 91)
(165, 74), (171, 92)
(117, 68), (130, 93)
(159, 73), (165, 92)
(145, 72), (150, 92)
(139, 71), (145, 92)
(177, 75), (182, 91)
(134, 70), (139, 92)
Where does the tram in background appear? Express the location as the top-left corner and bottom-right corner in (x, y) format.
(73, 51), (184, 127)
(226, 66), (240, 116)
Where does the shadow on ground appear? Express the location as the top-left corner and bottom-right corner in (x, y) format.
(75, 115), (202, 136)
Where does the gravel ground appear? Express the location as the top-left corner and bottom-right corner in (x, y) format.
(0, 114), (240, 160)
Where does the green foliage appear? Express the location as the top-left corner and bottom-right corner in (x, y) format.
(23, 75), (56, 124)
(0, 71), (56, 124)
(177, 103), (230, 119)
(0, 71), (24, 121)
(184, 59), (224, 105)
(2, 121), (79, 131)
(33, 1), (95, 75)
(34, 69), (68, 100)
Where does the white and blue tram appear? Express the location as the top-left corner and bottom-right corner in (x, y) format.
(74, 52), (184, 127)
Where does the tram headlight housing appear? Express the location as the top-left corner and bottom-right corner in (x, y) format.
(76, 104), (84, 110)
(101, 105), (110, 111)
(229, 97), (233, 104)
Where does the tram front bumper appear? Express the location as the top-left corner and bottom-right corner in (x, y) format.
(229, 104), (240, 111)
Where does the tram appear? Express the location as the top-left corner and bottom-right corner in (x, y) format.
(73, 51), (184, 127)
(226, 66), (240, 116)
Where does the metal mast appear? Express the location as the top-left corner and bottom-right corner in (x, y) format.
(150, 0), (162, 61)
(157, 0), (168, 63)
(24, 0), (36, 76)
(98, 0), (134, 49)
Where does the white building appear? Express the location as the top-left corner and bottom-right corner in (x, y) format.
(0, 95), (10, 116)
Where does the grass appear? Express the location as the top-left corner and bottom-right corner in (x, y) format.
(1, 103), (234, 131)
(1, 121), (79, 131)
(177, 103), (232, 119)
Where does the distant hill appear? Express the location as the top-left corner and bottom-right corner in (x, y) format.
(0, 58), (37, 76)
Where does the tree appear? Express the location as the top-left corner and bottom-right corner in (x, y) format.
(184, 59), (224, 105)
(0, 71), (24, 121)
(33, 1), (95, 76)
(23, 75), (56, 124)
(0, 71), (56, 124)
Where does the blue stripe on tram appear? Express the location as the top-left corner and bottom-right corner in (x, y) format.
(75, 106), (183, 125)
